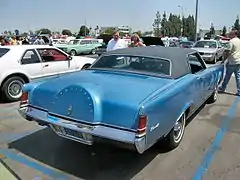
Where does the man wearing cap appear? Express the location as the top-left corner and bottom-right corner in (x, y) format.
(219, 30), (240, 96)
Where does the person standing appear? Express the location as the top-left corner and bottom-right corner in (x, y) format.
(219, 30), (240, 96)
(33, 36), (45, 45)
(106, 30), (128, 52)
(129, 33), (146, 47)
(11, 36), (18, 45)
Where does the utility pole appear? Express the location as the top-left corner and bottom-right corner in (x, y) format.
(194, 0), (199, 42)
(84, 19), (87, 36)
(178, 5), (184, 36)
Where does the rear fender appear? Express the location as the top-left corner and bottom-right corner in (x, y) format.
(164, 101), (193, 137)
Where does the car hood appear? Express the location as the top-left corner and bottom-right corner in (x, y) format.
(191, 47), (217, 53)
(28, 70), (173, 129)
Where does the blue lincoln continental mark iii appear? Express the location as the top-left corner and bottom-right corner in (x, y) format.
(18, 46), (224, 154)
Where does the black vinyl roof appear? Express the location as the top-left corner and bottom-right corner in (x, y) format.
(104, 46), (197, 78)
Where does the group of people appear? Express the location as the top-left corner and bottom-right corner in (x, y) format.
(0, 35), (52, 46)
(106, 30), (145, 52)
(0, 36), (23, 46)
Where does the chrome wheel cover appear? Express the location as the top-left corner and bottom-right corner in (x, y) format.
(173, 114), (186, 143)
(7, 80), (23, 99)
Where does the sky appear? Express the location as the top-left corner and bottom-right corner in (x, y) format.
(0, 0), (239, 33)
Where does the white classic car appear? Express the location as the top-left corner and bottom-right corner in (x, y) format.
(0, 45), (95, 102)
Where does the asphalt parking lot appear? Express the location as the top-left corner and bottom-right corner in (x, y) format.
(0, 71), (240, 180)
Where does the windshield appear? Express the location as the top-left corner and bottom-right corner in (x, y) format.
(0, 48), (10, 58)
(180, 41), (193, 46)
(68, 40), (80, 45)
(193, 41), (217, 48)
(90, 55), (171, 76)
(220, 42), (230, 49)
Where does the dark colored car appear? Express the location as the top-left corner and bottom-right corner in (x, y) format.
(179, 41), (194, 48)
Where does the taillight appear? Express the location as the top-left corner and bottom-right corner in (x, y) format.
(137, 115), (147, 136)
(20, 92), (28, 104)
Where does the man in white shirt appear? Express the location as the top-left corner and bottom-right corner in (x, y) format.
(219, 30), (240, 95)
(106, 30), (128, 52)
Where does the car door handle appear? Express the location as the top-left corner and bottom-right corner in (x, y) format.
(43, 64), (49, 67)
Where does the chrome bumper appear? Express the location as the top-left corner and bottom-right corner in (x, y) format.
(18, 105), (147, 154)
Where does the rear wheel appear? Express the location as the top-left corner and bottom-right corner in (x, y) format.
(206, 87), (218, 104)
(91, 49), (96, 55)
(164, 113), (186, 150)
(81, 64), (91, 70)
(70, 50), (77, 56)
(2, 76), (25, 102)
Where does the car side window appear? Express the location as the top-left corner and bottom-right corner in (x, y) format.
(37, 48), (68, 62)
(80, 40), (88, 45)
(188, 53), (206, 74)
(21, 50), (41, 65)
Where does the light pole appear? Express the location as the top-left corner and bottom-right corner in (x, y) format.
(194, 0), (199, 42)
(178, 5), (184, 36)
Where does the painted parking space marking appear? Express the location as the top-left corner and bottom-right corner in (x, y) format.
(192, 96), (240, 180)
(0, 149), (67, 180)
(0, 158), (21, 180)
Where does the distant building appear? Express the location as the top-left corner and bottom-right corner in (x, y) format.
(100, 26), (132, 34)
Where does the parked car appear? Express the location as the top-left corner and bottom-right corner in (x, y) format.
(191, 40), (225, 63)
(140, 37), (165, 46)
(169, 41), (179, 47)
(179, 41), (194, 48)
(18, 46), (224, 154)
(0, 45), (95, 102)
(96, 43), (107, 56)
(55, 39), (102, 56)
(220, 41), (231, 60)
(52, 39), (67, 45)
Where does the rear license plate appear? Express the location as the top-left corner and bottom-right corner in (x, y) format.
(51, 124), (92, 141)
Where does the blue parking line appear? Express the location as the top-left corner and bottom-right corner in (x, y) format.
(0, 149), (67, 180)
(192, 97), (240, 180)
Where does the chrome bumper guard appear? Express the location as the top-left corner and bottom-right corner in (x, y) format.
(18, 105), (147, 153)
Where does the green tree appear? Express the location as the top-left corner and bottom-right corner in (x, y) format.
(35, 28), (51, 35)
(161, 11), (168, 36)
(103, 27), (116, 34)
(167, 13), (181, 36)
(62, 29), (72, 36)
(142, 31), (153, 36)
(210, 23), (215, 35)
(78, 26), (90, 36)
(183, 15), (195, 40)
(21, 32), (28, 36)
(152, 11), (161, 37)
(133, 30), (142, 36)
(222, 26), (227, 36)
(233, 15), (240, 30)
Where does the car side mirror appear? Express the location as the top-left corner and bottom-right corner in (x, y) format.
(67, 56), (72, 60)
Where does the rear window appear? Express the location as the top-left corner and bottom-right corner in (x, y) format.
(0, 48), (10, 57)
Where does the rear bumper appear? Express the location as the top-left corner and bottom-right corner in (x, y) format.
(18, 105), (146, 154)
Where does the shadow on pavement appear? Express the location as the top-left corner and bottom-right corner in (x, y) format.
(7, 103), (209, 179)
(8, 128), (163, 180)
